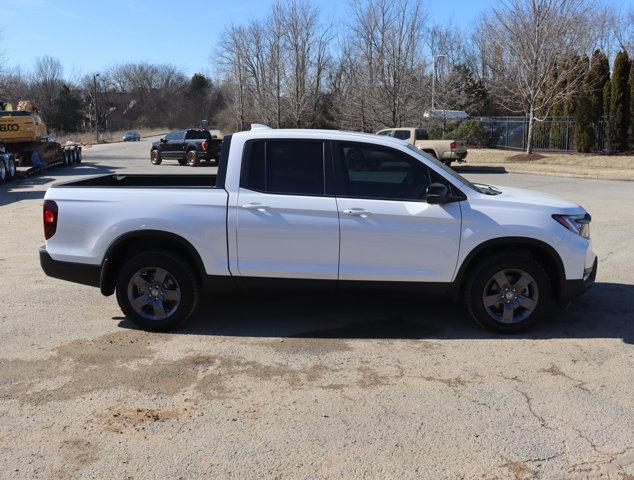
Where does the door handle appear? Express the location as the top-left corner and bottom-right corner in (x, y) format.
(242, 202), (270, 212)
(342, 208), (372, 218)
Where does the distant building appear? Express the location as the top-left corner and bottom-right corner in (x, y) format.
(423, 109), (470, 120)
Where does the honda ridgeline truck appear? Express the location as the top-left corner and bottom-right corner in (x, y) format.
(40, 125), (597, 332)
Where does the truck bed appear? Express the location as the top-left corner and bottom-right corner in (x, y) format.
(54, 174), (218, 188)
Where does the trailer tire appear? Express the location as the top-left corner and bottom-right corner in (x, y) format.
(6, 157), (16, 179)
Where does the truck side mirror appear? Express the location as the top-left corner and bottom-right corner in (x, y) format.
(160, 138), (167, 143)
(426, 183), (450, 204)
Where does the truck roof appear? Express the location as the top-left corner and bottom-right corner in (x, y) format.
(233, 128), (408, 147)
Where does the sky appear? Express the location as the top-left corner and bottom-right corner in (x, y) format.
(0, 0), (631, 80)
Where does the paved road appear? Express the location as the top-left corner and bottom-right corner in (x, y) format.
(0, 137), (632, 479)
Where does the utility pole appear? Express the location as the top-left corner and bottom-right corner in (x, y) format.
(93, 73), (100, 143)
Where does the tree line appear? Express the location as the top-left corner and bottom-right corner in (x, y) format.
(0, 56), (227, 136)
(0, 0), (632, 153)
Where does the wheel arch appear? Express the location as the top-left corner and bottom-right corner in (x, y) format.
(453, 237), (566, 301)
(99, 230), (206, 296)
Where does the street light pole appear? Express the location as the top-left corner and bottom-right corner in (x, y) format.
(431, 54), (446, 112)
(93, 73), (100, 143)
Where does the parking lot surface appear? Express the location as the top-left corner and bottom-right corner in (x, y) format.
(0, 137), (632, 479)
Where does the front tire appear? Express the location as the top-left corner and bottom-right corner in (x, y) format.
(0, 160), (6, 183)
(465, 254), (551, 333)
(150, 149), (162, 165)
(116, 251), (199, 331)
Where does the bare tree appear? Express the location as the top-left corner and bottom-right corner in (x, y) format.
(483, 0), (598, 153)
(218, 25), (250, 131)
(614, 8), (634, 54)
(32, 55), (64, 114)
(282, 0), (330, 127)
(268, 2), (285, 128)
(347, 0), (427, 130)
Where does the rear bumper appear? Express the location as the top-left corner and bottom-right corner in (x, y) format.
(441, 151), (468, 162)
(39, 246), (101, 288)
(560, 257), (597, 302)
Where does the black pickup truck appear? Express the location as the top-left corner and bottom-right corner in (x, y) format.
(150, 129), (222, 167)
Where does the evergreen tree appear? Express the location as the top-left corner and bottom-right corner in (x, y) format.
(630, 60), (634, 144)
(608, 50), (631, 152)
(48, 85), (83, 133)
(587, 50), (610, 120)
(573, 56), (594, 152)
(585, 50), (610, 150)
(603, 78), (612, 151)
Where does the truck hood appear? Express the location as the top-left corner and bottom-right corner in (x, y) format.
(476, 185), (585, 214)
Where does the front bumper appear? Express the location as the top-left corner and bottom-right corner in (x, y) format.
(39, 246), (101, 287)
(560, 256), (597, 302)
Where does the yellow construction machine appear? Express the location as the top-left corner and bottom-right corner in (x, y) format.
(0, 99), (81, 177)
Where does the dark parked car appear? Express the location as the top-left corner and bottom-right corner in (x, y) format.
(150, 129), (222, 167)
(123, 131), (141, 142)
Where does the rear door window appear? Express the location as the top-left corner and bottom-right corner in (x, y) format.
(393, 130), (411, 140)
(242, 140), (326, 196)
(415, 129), (429, 140)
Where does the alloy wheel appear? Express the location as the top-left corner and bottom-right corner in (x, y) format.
(126, 267), (181, 321)
(482, 268), (539, 324)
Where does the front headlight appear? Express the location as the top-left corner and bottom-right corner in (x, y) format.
(552, 213), (591, 239)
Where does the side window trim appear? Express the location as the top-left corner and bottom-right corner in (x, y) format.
(239, 139), (333, 198)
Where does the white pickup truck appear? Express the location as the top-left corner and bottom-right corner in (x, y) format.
(40, 126), (597, 332)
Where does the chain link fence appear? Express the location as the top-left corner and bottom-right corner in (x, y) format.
(476, 116), (607, 152)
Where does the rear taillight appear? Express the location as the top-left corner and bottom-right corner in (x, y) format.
(450, 141), (457, 151)
(43, 200), (58, 240)
(201, 140), (208, 151)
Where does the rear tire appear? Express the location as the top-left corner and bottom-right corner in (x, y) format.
(116, 251), (199, 331)
(465, 254), (551, 333)
(186, 150), (199, 167)
(150, 149), (162, 165)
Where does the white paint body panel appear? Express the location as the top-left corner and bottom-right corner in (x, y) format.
(337, 198), (461, 281)
(235, 188), (339, 279)
(45, 187), (229, 275)
(44, 128), (595, 285)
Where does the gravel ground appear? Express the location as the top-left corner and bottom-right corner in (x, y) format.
(0, 138), (632, 479)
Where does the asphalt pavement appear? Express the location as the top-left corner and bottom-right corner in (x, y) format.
(0, 137), (632, 479)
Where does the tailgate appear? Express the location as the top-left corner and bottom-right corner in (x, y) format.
(453, 140), (467, 153)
